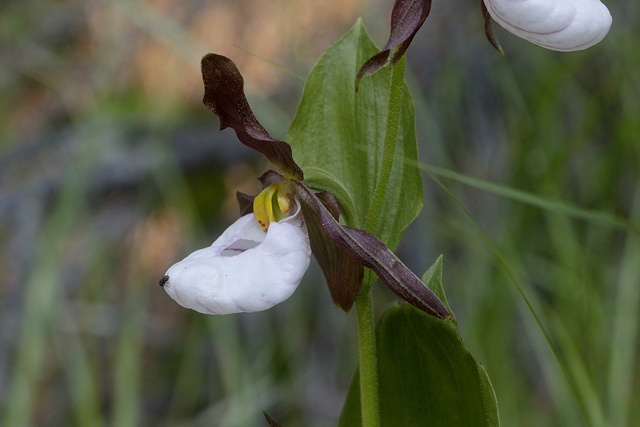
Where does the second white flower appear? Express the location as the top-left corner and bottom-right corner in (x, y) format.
(484, 0), (612, 51)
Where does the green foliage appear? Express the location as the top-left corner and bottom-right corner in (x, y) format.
(3, 1), (640, 426)
(339, 257), (499, 426)
(287, 19), (423, 250)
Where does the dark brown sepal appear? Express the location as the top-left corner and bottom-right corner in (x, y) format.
(201, 54), (304, 180)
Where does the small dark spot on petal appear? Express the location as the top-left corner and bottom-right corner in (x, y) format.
(159, 275), (169, 287)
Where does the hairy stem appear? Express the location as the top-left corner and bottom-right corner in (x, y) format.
(356, 290), (379, 427)
(356, 54), (407, 427)
(365, 54), (406, 238)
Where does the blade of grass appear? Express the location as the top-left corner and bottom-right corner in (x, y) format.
(106, 0), (207, 65)
(542, 210), (607, 425)
(2, 123), (100, 425)
(112, 276), (148, 426)
(53, 300), (105, 426)
(353, 142), (640, 234)
(2, 236), (60, 426)
(164, 319), (209, 422)
(421, 166), (601, 426)
(233, 46), (306, 82)
(421, 163), (640, 234)
(606, 180), (640, 426)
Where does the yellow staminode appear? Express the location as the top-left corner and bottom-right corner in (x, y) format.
(253, 183), (292, 232)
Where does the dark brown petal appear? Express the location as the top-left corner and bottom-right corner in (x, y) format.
(356, 0), (432, 88)
(314, 190), (341, 220)
(262, 411), (282, 427)
(258, 170), (285, 188)
(296, 183), (450, 319)
(201, 54), (304, 180)
(300, 191), (364, 312)
(236, 192), (255, 216)
(482, 1), (504, 54)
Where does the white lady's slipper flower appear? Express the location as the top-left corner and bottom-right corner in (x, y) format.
(160, 200), (311, 314)
(484, 0), (612, 51)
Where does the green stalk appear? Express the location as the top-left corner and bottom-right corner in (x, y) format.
(365, 55), (407, 240)
(355, 55), (407, 427)
(356, 291), (380, 427)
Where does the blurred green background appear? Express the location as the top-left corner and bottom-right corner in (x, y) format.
(1, 0), (638, 425)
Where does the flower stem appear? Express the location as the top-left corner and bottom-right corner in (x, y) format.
(364, 54), (407, 239)
(355, 54), (407, 427)
(356, 290), (379, 427)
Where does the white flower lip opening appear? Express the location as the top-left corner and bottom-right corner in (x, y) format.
(484, 0), (612, 51)
(161, 201), (311, 314)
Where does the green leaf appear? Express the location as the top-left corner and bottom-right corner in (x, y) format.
(287, 19), (423, 250)
(338, 257), (500, 426)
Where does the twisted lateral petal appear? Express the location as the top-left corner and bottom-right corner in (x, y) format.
(484, 0), (612, 51)
(295, 183), (450, 320)
(161, 206), (311, 314)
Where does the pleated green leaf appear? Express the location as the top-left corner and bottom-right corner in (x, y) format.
(338, 257), (500, 426)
